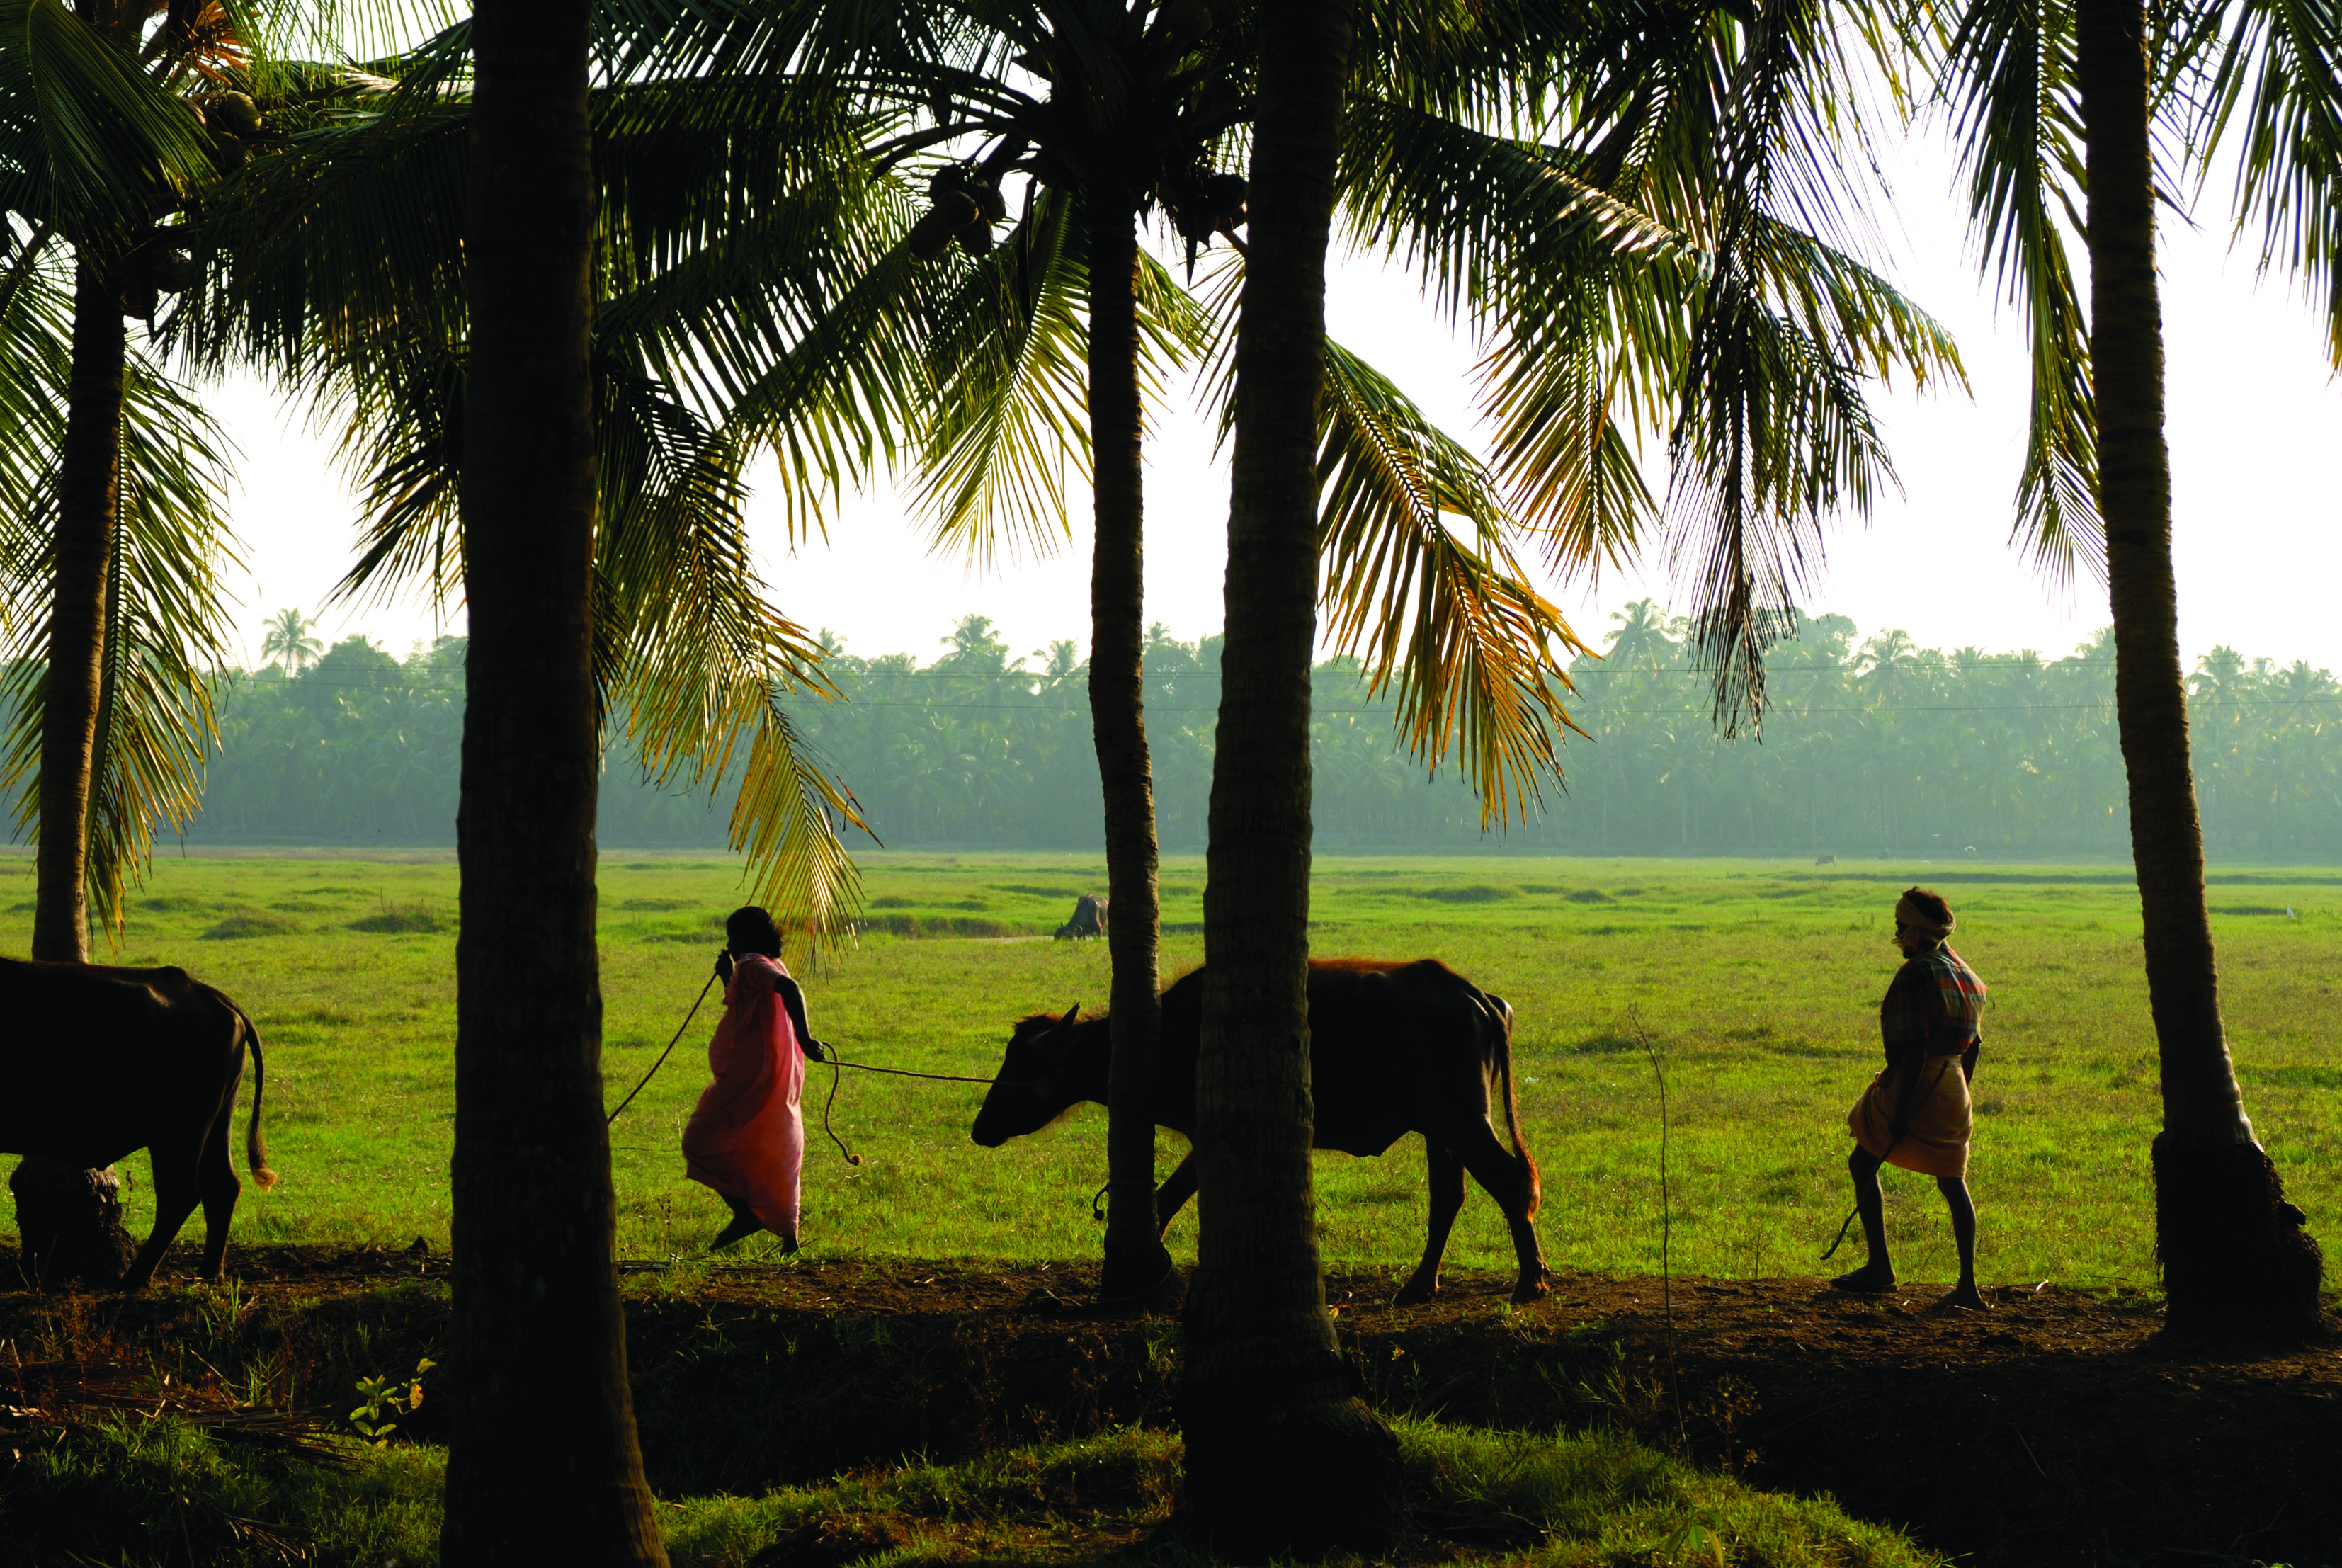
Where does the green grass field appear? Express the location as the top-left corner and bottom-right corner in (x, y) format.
(5, 848), (2336, 1290)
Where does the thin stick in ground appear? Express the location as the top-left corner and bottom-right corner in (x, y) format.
(1630, 1007), (1688, 1454)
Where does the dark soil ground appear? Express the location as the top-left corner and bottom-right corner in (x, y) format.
(6, 1245), (2338, 1567)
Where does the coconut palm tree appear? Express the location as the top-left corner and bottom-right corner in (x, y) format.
(188, 25), (880, 942)
(1923, 0), (2329, 1334)
(0, 0), (235, 963)
(258, 606), (324, 673)
(1181, 0), (1399, 1551)
(433, 0), (669, 1555)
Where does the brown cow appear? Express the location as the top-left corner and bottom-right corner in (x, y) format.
(972, 958), (1547, 1302)
(0, 958), (274, 1288)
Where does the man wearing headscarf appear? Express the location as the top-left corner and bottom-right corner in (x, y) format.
(1834, 887), (1989, 1309)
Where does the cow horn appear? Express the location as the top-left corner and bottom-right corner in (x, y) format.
(1059, 1003), (1081, 1026)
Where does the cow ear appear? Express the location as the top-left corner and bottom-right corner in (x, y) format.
(1059, 1004), (1081, 1027)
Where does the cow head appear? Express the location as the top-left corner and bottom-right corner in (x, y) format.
(970, 1004), (1096, 1147)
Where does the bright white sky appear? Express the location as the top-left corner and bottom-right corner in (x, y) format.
(203, 120), (2341, 677)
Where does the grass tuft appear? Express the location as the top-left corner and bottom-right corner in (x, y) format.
(348, 906), (449, 935)
(201, 908), (303, 940)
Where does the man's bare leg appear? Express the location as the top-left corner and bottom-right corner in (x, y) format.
(1832, 1146), (1896, 1292)
(1936, 1176), (1988, 1309)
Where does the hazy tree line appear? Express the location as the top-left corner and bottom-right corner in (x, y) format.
(40, 601), (2332, 860)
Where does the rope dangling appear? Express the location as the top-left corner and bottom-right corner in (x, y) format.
(606, 970), (720, 1125)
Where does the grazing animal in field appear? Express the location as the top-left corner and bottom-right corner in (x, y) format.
(0, 958), (274, 1289)
(971, 958), (1546, 1303)
(1053, 894), (1109, 941)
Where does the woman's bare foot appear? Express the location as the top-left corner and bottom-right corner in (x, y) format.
(1937, 1282), (1991, 1311)
(1830, 1264), (1897, 1294)
(709, 1210), (763, 1250)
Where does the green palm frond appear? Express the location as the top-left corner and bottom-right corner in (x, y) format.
(0, 230), (70, 615)
(1929, 0), (2105, 587)
(1, 356), (238, 938)
(0, 0), (215, 235)
(1668, 279), (1892, 734)
(914, 182), (1091, 560)
(1312, 341), (1591, 827)
(593, 358), (866, 950)
(183, 91), (470, 377)
(1340, 93), (1698, 340)
(2188, 0), (2342, 367)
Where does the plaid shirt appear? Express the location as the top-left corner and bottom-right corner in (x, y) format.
(1880, 944), (1986, 1062)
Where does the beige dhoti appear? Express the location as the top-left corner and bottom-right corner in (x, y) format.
(1848, 1053), (1972, 1178)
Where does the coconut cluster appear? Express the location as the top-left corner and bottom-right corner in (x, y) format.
(907, 166), (1011, 260)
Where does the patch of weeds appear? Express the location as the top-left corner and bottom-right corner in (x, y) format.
(1417, 885), (1523, 904)
(0, 1416), (443, 1567)
(1564, 889), (1615, 904)
(201, 908), (302, 940)
(348, 903), (448, 935)
(1569, 1033), (1642, 1055)
(853, 914), (1022, 938)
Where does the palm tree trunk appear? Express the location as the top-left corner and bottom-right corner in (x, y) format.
(18, 257), (132, 1285)
(32, 258), (126, 965)
(1088, 195), (1171, 1305)
(2076, 0), (2322, 1338)
(1181, 0), (1397, 1555)
(440, 0), (667, 1560)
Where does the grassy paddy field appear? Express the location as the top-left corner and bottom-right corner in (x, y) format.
(3, 848), (2336, 1292)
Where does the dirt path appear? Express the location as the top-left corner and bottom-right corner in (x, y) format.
(7, 1247), (2336, 1565)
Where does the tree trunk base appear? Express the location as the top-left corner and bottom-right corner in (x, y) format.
(2154, 1133), (2325, 1341)
(1178, 1385), (1400, 1560)
(10, 1157), (136, 1291)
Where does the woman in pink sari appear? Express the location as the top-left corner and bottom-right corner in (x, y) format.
(683, 907), (829, 1251)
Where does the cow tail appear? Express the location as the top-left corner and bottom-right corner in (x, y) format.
(1489, 994), (1539, 1220)
(241, 1006), (278, 1189)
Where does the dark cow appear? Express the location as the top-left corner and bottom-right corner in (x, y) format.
(972, 958), (1546, 1303)
(1053, 894), (1108, 941)
(1, 958), (274, 1289)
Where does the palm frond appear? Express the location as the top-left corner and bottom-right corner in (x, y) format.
(1312, 341), (1591, 826)
(591, 358), (866, 952)
(1930, 0), (2105, 586)
(913, 181), (1091, 561)
(0, 0), (215, 234)
(0, 356), (238, 938)
(2189, 0), (2342, 368)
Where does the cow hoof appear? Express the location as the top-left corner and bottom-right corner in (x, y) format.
(1392, 1281), (1439, 1307)
(1510, 1276), (1550, 1306)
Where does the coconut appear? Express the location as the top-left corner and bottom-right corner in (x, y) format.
(205, 91), (263, 138)
(906, 205), (962, 260)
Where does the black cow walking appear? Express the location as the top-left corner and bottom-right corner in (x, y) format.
(1, 958), (274, 1289)
(972, 958), (1547, 1303)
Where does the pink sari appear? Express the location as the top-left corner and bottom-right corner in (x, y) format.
(681, 953), (805, 1236)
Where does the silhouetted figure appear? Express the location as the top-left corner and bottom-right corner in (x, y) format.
(1834, 887), (1989, 1310)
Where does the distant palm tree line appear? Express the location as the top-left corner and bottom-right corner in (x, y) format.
(123, 604), (2342, 860)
